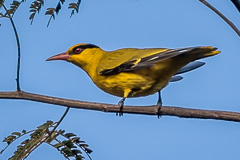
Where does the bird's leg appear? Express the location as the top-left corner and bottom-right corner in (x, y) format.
(156, 90), (162, 118)
(117, 97), (126, 116)
(116, 89), (132, 116)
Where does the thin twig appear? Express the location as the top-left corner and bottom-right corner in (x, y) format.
(48, 107), (70, 137)
(2, 4), (21, 90)
(1, 91), (240, 122)
(47, 15), (53, 27)
(41, 108), (70, 157)
(199, 0), (240, 37)
(231, 0), (240, 13)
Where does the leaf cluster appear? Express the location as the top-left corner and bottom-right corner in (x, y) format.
(0, 121), (92, 160)
(0, 0), (82, 26)
(29, 0), (44, 24)
(0, 0), (25, 18)
(52, 132), (93, 160)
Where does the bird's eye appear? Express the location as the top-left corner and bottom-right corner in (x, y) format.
(74, 48), (82, 54)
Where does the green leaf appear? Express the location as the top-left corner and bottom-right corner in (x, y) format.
(58, 129), (65, 134)
(78, 140), (86, 144)
(85, 148), (93, 154)
(68, 3), (77, 9)
(3, 138), (13, 144)
(6, 135), (17, 140)
(46, 120), (53, 125)
(64, 133), (76, 138)
(22, 130), (26, 134)
(61, 147), (73, 156)
(45, 8), (55, 15)
(12, 132), (21, 136)
(76, 155), (84, 160)
(71, 137), (80, 142)
(29, 12), (35, 20)
(62, 140), (76, 148)
(72, 149), (82, 154)
(17, 145), (24, 150)
(21, 139), (30, 145)
(53, 142), (64, 149)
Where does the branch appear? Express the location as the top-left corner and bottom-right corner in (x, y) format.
(199, 0), (240, 37)
(47, 107), (70, 139)
(231, 0), (240, 13)
(2, 4), (21, 91)
(0, 91), (240, 122)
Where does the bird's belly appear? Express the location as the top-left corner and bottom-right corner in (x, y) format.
(93, 71), (170, 98)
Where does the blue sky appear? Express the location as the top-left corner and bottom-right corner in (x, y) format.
(1, 0), (240, 159)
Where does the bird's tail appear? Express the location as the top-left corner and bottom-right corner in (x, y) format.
(192, 46), (221, 60)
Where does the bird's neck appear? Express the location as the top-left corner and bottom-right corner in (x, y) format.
(74, 48), (106, 79)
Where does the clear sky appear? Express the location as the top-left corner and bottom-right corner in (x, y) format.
(1, 0), (240, 159)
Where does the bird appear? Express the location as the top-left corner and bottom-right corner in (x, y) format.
(46, 43), (220, 116)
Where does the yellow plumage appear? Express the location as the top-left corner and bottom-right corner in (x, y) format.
(47, 44), (220, 111)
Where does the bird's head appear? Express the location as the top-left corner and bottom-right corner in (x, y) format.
(46, 43), (101, 67)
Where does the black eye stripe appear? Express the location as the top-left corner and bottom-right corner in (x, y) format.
(72, 44), (99, 52)
(70, 44), (99, 55)
(70, 44), (100, 55)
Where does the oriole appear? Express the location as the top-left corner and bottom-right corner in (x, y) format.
(47, 44), (220, 115)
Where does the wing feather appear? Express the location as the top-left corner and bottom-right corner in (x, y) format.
(99, 47), (197, 75)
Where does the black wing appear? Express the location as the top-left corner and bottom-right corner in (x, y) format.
(100, 47), (196, 75)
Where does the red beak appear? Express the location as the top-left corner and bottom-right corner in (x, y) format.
(46, 52), (70, 61)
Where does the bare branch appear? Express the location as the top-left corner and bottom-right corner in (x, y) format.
(2, 4), (21, 91)
(231, 0), (240, 13)
(199, 0), (240, 37)
(0, 91), (240, 122)
(47, 107), (70, 139)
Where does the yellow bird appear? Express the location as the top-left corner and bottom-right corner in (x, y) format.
(47, 44), (220, 115)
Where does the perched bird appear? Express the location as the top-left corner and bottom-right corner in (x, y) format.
(47, 44), (220, 115)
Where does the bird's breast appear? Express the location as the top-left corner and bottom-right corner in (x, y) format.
(90, 69), (170, 98)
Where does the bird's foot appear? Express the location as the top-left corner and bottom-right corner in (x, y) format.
(116, 100), (124, 116)
(156, 101), (162, 119)
(156, 91), (162, 118)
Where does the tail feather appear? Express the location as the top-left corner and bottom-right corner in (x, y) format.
(193, 46), (221, 60)
(176, 61), (205, 75)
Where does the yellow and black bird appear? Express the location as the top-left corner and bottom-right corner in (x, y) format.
(47, 44), (220, 115)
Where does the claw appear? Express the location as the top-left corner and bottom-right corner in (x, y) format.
(157, 91), (162, 118)
(116, 98), (125, 116)
(156, 103), (162, 119)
